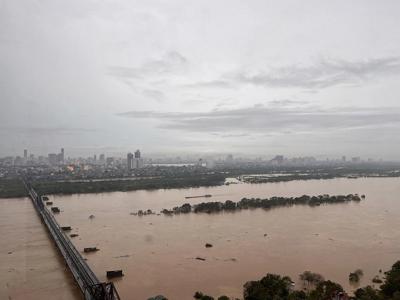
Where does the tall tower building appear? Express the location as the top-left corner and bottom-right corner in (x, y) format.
(57, 148), (65, 164)
(24, 149), (28, 159)
(134, 149), (143, 168)
(134, 150), (141, 159)
(127, 152), (134, 171)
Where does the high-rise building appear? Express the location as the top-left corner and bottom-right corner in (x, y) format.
(99, 154), (105, 164)
(135, 149), (144, 168)
(127, 152), (134, 171)
(24, 149), (28, 159)
(135, 158), (143, 168)
(134, 150), (141, 159)
(127, 150), (144, 169)
(57, 148), (65, 164)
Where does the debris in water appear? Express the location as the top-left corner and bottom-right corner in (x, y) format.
(223, 258), (237, 262)
(113, 255), (130, 259)
(51, 207), (60, 213)
(195, 257), (206, 261)
(84, 247), (99, 253)
(106, 270), (124, 278)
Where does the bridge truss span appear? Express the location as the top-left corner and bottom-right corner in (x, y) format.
(23, 179), (121, 300)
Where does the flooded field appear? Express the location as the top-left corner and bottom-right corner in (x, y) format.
(48, 177), (400, 299)
(0, 197), (81, 300)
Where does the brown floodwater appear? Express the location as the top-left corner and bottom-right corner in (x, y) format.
(0, 197), (81, 300)
(2, 177), (400, 300)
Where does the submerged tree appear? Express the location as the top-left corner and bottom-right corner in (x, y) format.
(353, 286), (381, 300)
(307, 280), (344, 300)
(244, 274), (293, 300)
(380, 261), (400, 299)
(193, 292), (214, 300)
(350, 269), (364, 283)
(299, 271), (324, 288)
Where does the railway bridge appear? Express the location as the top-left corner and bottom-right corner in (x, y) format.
(23, 179), (121, 300)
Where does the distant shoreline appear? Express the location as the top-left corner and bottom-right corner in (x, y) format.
(1, 171), (399, 199)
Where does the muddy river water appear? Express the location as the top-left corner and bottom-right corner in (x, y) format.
(2, 177), (400, 299)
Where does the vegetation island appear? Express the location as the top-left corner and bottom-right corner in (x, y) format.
(131, 194), (364, 216)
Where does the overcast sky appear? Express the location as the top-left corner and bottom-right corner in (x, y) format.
(1, 0), (400, 159)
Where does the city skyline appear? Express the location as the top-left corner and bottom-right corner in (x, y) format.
(2, 147), (387, 166)
(1, 1), (400, 158)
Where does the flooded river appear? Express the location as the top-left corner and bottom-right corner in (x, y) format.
(2, 177), (400, 299)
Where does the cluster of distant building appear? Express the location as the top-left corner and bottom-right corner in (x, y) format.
(0, 148), (381, 170)
(209, 154), (378, 168)
(48, 148), (65, 165)
(3, 148), (66, 166)
(1, 148), (147, 169)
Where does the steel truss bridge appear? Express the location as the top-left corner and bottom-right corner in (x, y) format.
(23, 179), (121, 300)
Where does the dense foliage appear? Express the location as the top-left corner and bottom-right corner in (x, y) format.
(0, 178), (27, 198)
(192, 260), (400, 300)
(31, 174), (225, 196)
(156, 194), (362, 216)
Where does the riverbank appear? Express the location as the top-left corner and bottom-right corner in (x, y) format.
(31, 173), (226, 196)
(0, 174), (226, 198)
(1, 165), (399, 198)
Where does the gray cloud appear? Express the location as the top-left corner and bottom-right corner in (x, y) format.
(142, 89), (166, 102)
(2, 1), (400, 157)
(0, 127), (97, 136)
(268, 99), (311, 107)
(118, 105), (400, 134)
(211, 132), (251, 138)
(230, 57), (400, 89)
(107, 51), (188, 79)
(182, 80), (233, 89)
